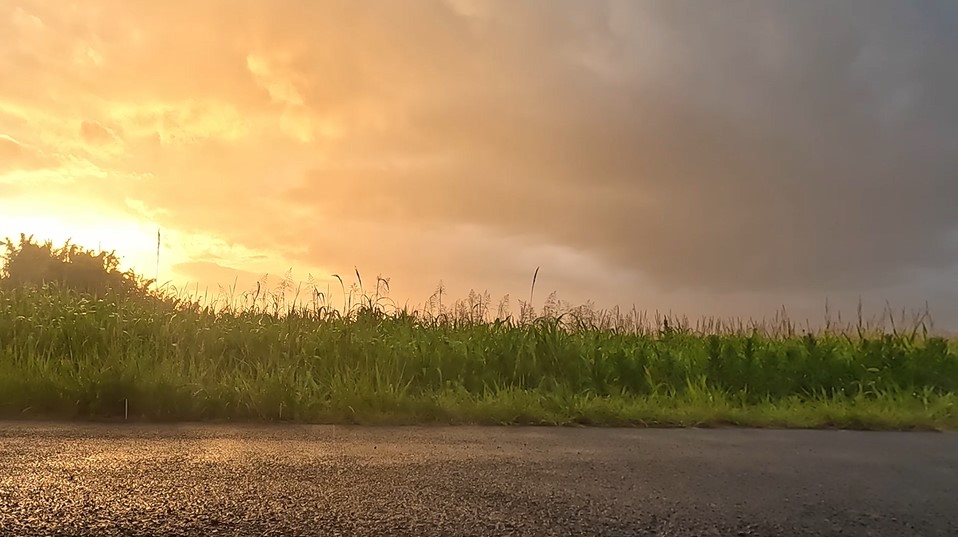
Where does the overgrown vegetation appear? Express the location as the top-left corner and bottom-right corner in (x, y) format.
(0, 235), (955, 429)
(1, 234), (153, 296)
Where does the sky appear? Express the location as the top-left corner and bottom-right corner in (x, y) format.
(2, 0), (957, 328)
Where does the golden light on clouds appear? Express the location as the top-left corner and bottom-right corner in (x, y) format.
(0, 196), (158, 273)
(1, 0), (957, 325)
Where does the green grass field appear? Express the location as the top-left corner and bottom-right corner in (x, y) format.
(1, 281), (955, 430)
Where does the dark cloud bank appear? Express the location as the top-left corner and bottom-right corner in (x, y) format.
(288, 1), (958, 300)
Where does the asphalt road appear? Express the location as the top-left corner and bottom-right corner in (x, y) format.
(0, 423), (956, 537)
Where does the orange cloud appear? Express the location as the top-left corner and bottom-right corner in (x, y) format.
(0, 134), (53, 172)
(1, 0), (956, 327)
(79, 120), (119, 145)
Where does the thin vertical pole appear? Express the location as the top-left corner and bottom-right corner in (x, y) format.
(155, 228), (161, 283)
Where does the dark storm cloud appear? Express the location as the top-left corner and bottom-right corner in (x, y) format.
(286, 0), (958, 294)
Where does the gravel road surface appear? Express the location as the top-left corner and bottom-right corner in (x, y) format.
(0, 422), (955, 536)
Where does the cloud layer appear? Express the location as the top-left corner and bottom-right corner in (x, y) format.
(2, 0), (957, 324)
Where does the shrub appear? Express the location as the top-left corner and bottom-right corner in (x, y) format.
(1, 234), (152, 297)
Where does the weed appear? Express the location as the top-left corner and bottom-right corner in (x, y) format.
(0, 279), (954, 429)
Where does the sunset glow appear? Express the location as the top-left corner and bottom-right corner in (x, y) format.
(2, 1), (957, 325)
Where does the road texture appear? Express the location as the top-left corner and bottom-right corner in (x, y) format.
(0, 422), (956, 537)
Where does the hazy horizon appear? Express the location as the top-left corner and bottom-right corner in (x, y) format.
(2, 1), (957, 328)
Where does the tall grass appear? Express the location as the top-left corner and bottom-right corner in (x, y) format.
(0, 280), (955, 429)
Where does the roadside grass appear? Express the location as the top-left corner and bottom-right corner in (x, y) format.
(0, 283), (955, 430)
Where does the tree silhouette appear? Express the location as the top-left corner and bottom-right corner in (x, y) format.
(1, 233), (151, 296)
